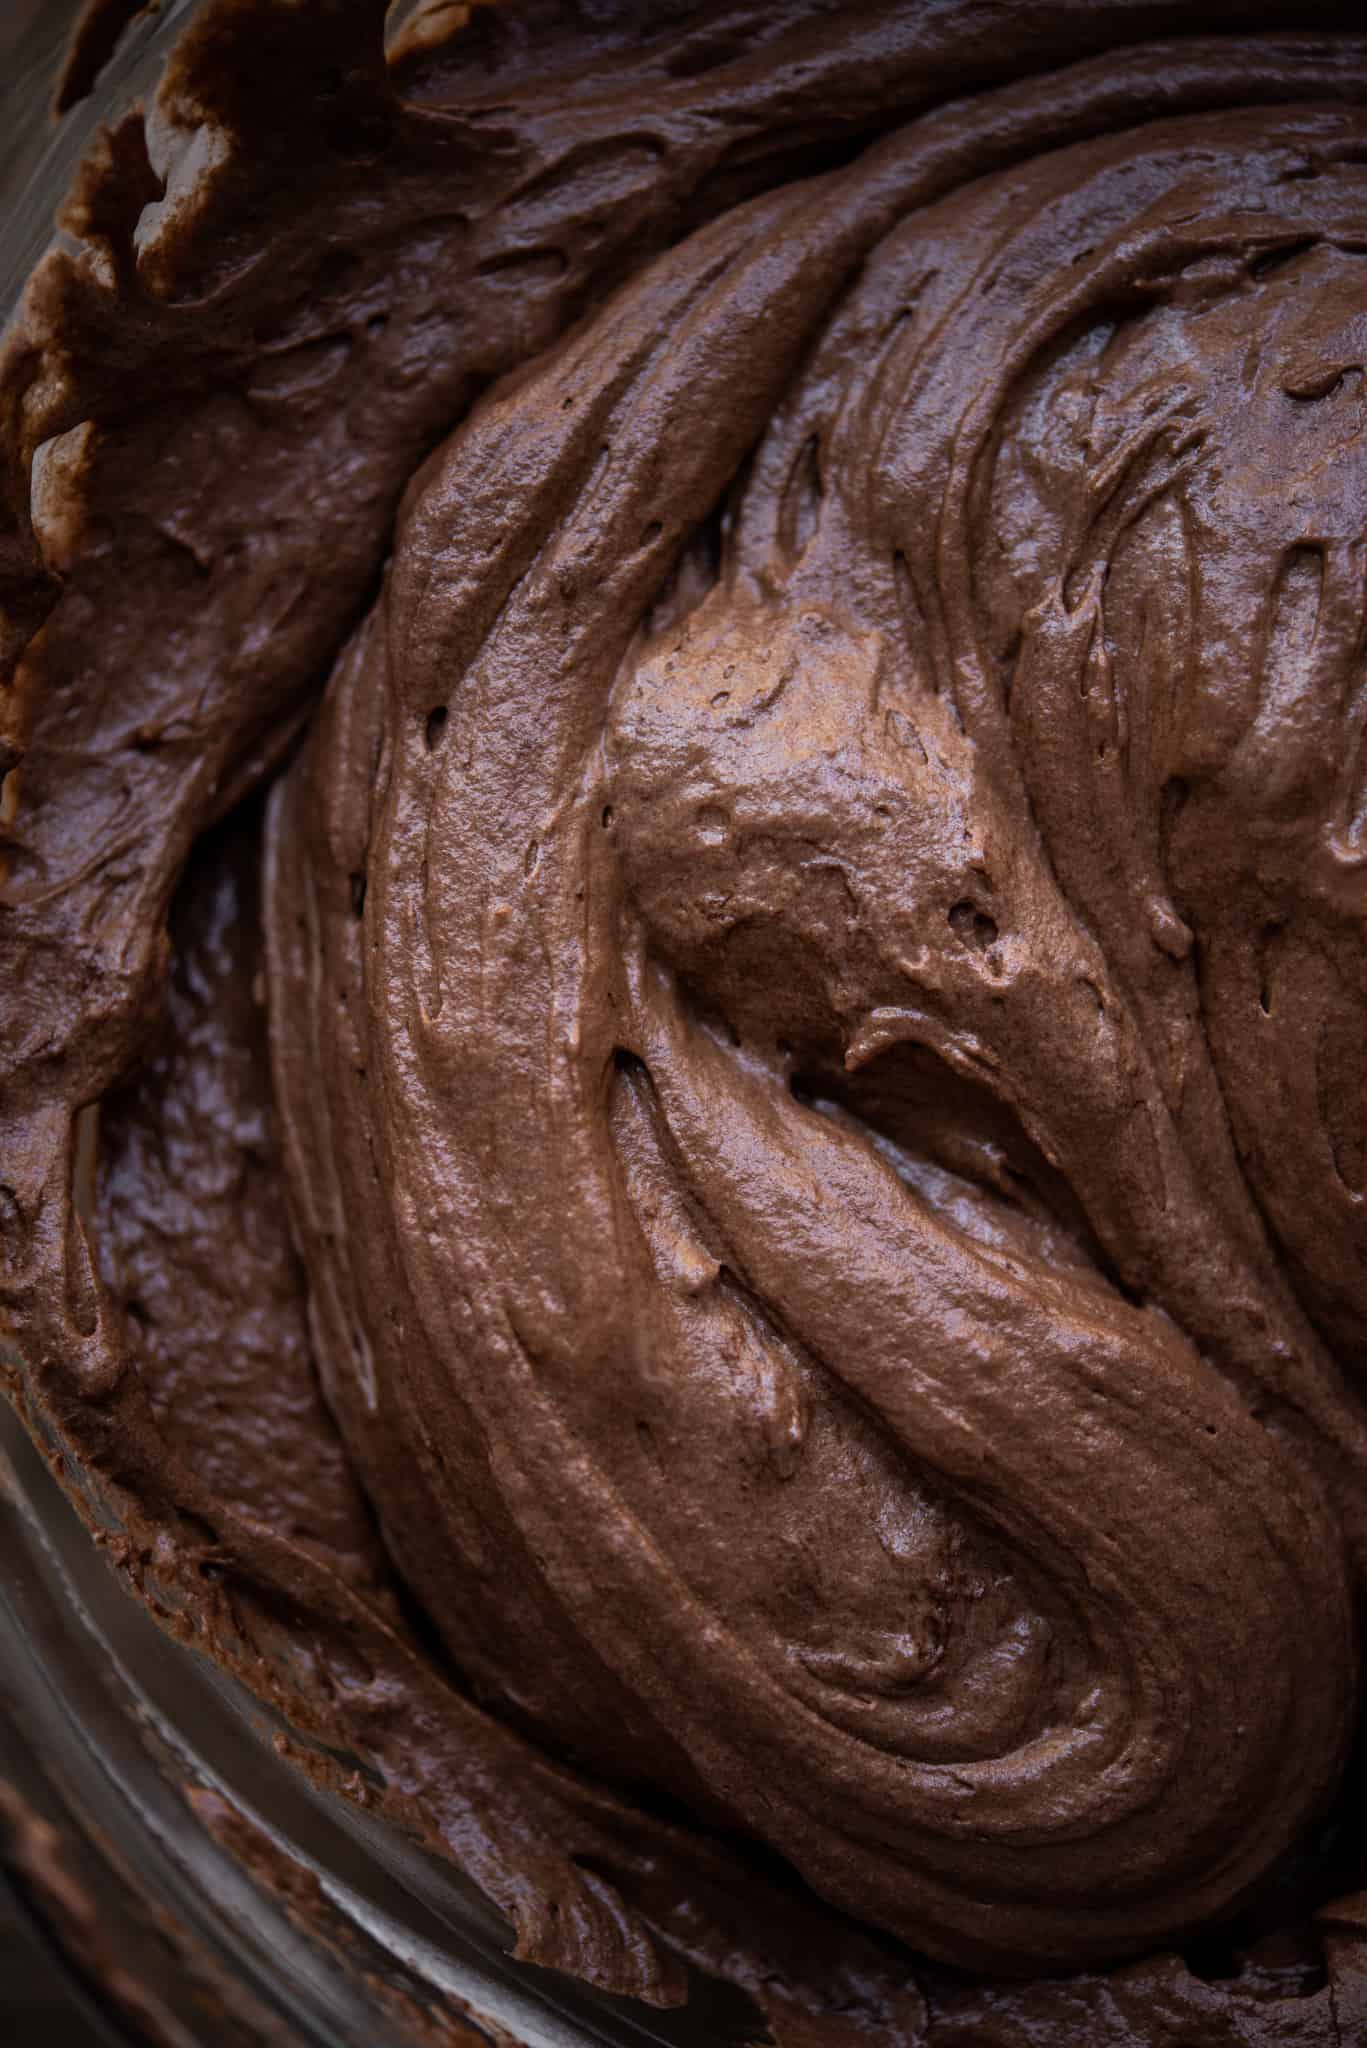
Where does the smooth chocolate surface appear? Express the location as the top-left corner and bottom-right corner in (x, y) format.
(4, 4), (1367, 2042)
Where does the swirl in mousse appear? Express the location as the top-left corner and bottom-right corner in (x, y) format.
(4, 3), (1367, 2042)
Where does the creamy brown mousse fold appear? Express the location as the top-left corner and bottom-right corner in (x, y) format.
(4, 2), (1367, 2041)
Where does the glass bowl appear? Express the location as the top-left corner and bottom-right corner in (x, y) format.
(0, 10), (752, 2043)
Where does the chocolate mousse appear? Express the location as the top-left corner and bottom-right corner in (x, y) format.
(4, 4), (1367, 2041)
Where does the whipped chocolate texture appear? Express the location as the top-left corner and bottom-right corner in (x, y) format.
(4, 4), (1367, 2042)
